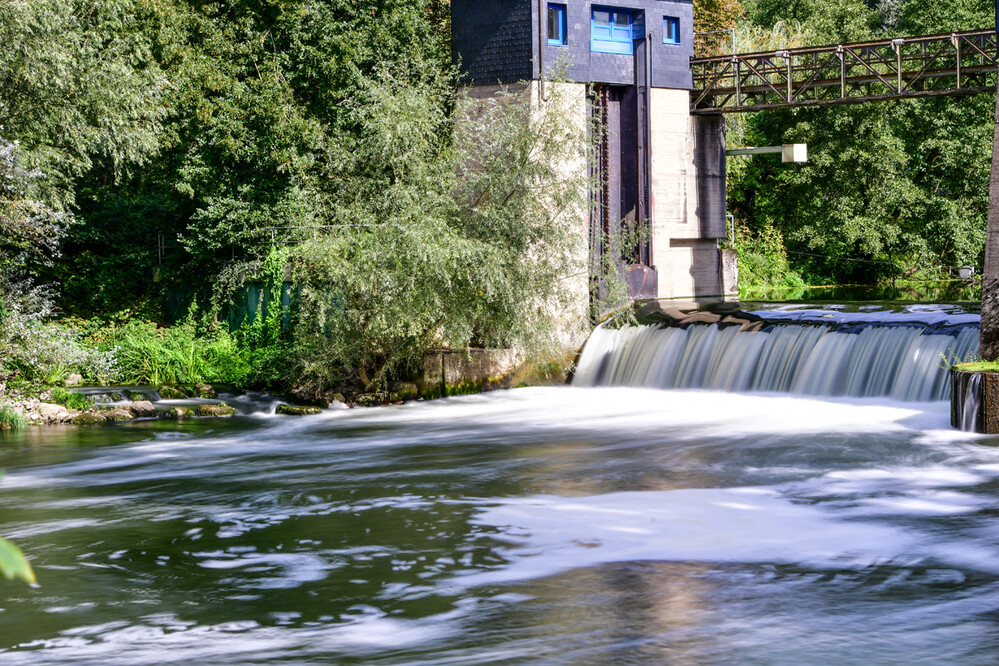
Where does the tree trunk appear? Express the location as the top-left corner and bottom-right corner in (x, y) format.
(980, 86), (999, 361)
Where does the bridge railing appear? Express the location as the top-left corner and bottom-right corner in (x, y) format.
(691, 29), (999, 113)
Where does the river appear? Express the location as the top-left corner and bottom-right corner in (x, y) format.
(1, 384), (997, 663)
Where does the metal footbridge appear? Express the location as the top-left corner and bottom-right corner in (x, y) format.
(691, 29), (999, 114)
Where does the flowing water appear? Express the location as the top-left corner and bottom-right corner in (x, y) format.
(573, 303), (980, 401)
(2, 307), (999, 664)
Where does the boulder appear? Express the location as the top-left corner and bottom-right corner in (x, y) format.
(157, 385), (189, 400)
(194, 383), (218, 398)
(72, 411), (108, 425)
(158, 406), (193, 419)
(355, 392), (388, 407)
(276, 404), (322, 416)
(195, 404), (235, 417)
(128, 401), (158, 418)
(103, 409), (136, 422)
(38, 402), (70, 421)
(64, 373), (83, 387)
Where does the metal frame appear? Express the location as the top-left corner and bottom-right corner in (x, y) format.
(690, 29), (999, 113)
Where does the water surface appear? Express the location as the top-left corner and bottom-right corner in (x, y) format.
(1, 388), (998, 664)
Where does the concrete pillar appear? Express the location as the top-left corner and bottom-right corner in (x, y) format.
(649, 90), (735, 299)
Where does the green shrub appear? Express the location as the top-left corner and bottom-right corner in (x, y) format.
(0, 281), (118, 385)
(735, 222), (806, 292)
(48, 388), (92, 411)
(98, 311), (282, 389)
(0, 406), (25, 430)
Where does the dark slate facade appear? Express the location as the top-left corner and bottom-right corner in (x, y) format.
(452, 0), (694, 89)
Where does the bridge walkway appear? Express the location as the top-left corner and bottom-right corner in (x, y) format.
(691, 29), (999, 114)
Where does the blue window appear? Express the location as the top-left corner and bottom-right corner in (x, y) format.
(591, 8), (633, 55)
(547, 3), (567, 46)
(663, 16), (680, 44)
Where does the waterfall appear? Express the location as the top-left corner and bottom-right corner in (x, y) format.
(959, 373), (983, 431)
(573, 318), (979, 402)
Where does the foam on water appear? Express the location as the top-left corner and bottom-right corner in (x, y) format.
(461, 487), (926, 587)
(3, 386), (999, 664)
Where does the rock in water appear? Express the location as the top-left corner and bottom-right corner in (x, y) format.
(129, 401), (157, 417)
(276, 405), (322, 416)
(195, 404), (235, 417)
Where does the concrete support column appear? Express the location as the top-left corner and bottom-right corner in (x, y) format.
(649, 90), (735, 299)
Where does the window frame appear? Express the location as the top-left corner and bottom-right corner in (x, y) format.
(663, 16), (680, 45)
(547, 3), (568, 46)
(591, 7), (634, 55)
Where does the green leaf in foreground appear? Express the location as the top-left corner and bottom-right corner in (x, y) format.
(0, 536), (35, 584)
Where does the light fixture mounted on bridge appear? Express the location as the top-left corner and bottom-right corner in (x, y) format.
(726, 144), (808, 163)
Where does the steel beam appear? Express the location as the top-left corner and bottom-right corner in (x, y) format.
(691, 29), (999, 114)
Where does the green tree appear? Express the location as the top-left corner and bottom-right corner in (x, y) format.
(284, 65), (588, 394)
(728, 0), (995, 285)
(0, 0), (170, 209)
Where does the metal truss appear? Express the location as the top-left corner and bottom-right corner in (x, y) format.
(691, 29), (999, 114)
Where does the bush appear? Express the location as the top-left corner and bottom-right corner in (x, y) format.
(48, 387), (92, 411)
(0, 405), (25, 430)
(0, 279), (117, 385)
(735, 222), (806, 292)
(100, 312), (282, 389)
(281, 64), (589, 395)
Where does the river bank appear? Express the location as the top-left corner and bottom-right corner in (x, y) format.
(0, 348), (576, 428)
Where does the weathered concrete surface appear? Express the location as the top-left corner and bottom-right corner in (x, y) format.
(649, 90), (733, 299)
(416, 348), (574, 398)
(985, 372), (999, 434)
(459, 81), (590, 348)
(950, 369), (999, 434)
(721, 248), (739, 296)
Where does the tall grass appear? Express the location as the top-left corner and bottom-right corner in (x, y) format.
(103, 316), (286, 388)
(0, 406), (26, 430)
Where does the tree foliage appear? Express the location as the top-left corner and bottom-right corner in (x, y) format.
(0, 0), (588, 393)
(284, 70), (588, 393)
(729, 0), (995, 285)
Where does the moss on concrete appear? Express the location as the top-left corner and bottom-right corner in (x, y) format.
(954, 361), (999, 373)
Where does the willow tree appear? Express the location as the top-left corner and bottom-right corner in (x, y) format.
(284, 62), (589, 395)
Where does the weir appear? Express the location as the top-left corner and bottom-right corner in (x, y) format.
(573, 307), (979, 402)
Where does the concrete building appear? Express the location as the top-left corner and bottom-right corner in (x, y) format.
(451, 0), (735, 303)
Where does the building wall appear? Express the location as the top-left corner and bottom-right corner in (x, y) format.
(649, 89), (733, 298)
(453, 0), (694, 89)
(453, 0), (737, 303)
(452, 0), (534, 85)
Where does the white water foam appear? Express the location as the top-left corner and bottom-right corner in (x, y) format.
(573, 322), (978, 401)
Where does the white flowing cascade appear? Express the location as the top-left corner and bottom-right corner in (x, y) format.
(572, 323), (980, 402)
